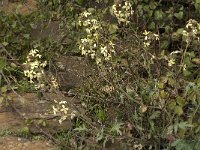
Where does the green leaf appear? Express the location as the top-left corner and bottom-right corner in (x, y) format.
(168, 101), (176, 110)
(109, 24), (118, 34)
(38, 119), (47, 127)
(175, 106), (183, 116)
(174, 11), (184, 20)
(0, 58), (6, 70)
(2, 42), (8, 46)
(168, 77), (175, 86)
(154, 10), (164, 21)
(178, 122), (193, 129)
(126, 86), (134, 96)
(137, 5), (143, 15)
(143, 5), (150, 12)
(110, 122), (124, 135)
(96, 129), (104, 142)
(160, 40), (170, 49)
(1, 86), (7, 93)
(11, 21), (17, 29)
(148, 22), (156, 30)
(74, 124), (88, 132)
(149, 2), (157, 10)
(160, 90), (168, 99)
(192, 58), (200, 64)
(0, 97), (4, 105)
(179, 6), (184, 11)
(23, 34), (30, 39)
(176, 96), (185, 106)
(158, 82), (164, 89)
(10, 63), (17, 68)
(150, 111), (161, 120)
(21, 126), (30, 133)
(176, 28), (184, 34)
(75, 0), (84, 5)
(195, 0), (200, 4)
(87, 8), (95, 13)
(183, 70), (192, 77)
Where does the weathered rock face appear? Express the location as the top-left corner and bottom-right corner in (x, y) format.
(9, 92), (73, 133)
(0, 112), (23, 131)
(31, 21), (62, 41)
(0, 94), (56, 149)
(53, 56), (91, 92)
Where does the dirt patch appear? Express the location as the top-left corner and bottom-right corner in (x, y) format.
(0, 112), (23, 131)
(0, 0), (37, 15)
(0, 136), (54, 150)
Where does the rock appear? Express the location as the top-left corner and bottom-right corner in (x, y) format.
(53, 56), (91, 91)
(0, 136), (54, 150)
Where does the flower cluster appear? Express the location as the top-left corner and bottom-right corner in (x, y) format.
(49, 75), (59, 90)
(53, 100), (76, 124)
(111, 0), (133, 25)
(182, 19), (200, 43)
(143, 30), (159, 48)
(23, 49), (60, 91)
(23, 49), (47, 87)
(133, 142), (143, 150)
(168, 58), (176, 67)
(79, 10), (115, 64)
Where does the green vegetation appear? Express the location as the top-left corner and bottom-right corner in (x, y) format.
(0, 127), (42, 139)
(0, 0), (200, 149)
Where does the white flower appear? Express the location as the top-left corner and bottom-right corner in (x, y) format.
(91, 53), (95, 59)
(78, 9), (116, 65)
(52, 105), (59, 115)
(183, 64), (187, 71)
(154, 34), (159, 40)
(96, 58), (101, 64)
(40, 61), (47, 67)
(36, 54), (42, 58)
(100, 46), (108, 54)
(170, 51), (181, 55)
(111, 1), (133, 25)
(82, 11), (91, 18)
(144, 41), (150, 48)
(143, 30), (150, 36)
(52, 100), (76, 124)
(59, 101), (67, 105)
(29, 49), (39, 57)
(70, 111), (76, 119)
(168, 59), (175, 66)
(86, 28), (91, 33)
(23, 49), (48, 89)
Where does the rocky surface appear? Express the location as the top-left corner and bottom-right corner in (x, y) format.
(0, 136), (53, 150)
(54, 56), (90, 91)
(0, 55), (88, 149)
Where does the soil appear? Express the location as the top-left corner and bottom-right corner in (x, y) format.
(0, 136), (53, 150)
